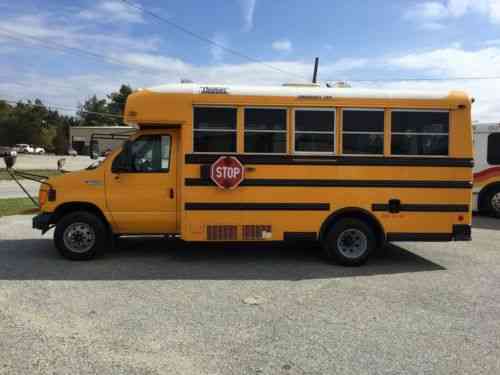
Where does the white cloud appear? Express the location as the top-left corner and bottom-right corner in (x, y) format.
(0, 14), (159, 54)
(484, 39), (500, 46)
(405, 0), (500, 28)
(385, 45), (500, 121)
(420, 21), (446, 30)
(78, 0), (144, 23)
(239, 0), (256, 32)
(387, 46), (500, 77)
(119, 53), (190, 74)
(272, 39), (292, 52)
(490, 0), (500, 23)
(404, 2), (448, 21)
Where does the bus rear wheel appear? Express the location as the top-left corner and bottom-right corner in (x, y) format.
(321, 218), (376, 266)
(54, 211), (109, 260)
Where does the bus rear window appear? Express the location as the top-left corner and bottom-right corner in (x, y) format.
(391, 110), (449, 156)
(193, 107), (237, 152)
(488, 133), (500, 165)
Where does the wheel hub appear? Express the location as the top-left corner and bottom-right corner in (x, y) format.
(491, 192), (500, 212)
(63, 222), (96, 253)
(337, 228), (368, 259)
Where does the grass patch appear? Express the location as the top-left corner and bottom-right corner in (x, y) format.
(0, 198), (39, 217)
(0, 169), (62, 181)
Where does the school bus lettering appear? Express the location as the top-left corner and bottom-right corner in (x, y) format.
(30, 83), (474, 266)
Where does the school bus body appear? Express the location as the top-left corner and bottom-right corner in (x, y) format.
(34, 84), (473, 264)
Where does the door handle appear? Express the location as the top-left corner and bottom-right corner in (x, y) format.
(169, 188), (174, 199)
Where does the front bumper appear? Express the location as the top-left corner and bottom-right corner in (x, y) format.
(33, 212), (54, 234)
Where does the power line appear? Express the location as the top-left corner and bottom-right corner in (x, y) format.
(119, 0), (309, 82)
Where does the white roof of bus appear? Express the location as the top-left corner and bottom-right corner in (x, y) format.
(145, 83), (458, 100)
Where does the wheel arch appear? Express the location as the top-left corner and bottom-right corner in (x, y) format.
(53, 202), (111, 230)
(319, 207), (386, 248)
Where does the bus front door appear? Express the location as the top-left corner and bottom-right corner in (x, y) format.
(106, 131), (178, 234)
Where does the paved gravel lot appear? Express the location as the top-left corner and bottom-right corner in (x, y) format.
(0, 215), (499, 374)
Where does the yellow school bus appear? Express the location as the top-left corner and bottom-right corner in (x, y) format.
(33, 83), (473, 266)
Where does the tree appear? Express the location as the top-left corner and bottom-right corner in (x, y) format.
(107, 84), (133, 125)
(77, 95), (114, 127)
(0, 84), (134, 153)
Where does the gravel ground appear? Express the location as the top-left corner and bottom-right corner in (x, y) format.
(0, 215), (499, 374)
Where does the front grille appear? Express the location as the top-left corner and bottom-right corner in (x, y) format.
(206, 225), (238, 241)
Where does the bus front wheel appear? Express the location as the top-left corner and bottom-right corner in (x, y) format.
(321, 218), (376, 266)
(54, 211), (109, 260)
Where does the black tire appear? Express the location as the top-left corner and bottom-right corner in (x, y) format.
(481, 186), (500, 218)
(321, 218), (376, 266)
(54, 211), (109, 260)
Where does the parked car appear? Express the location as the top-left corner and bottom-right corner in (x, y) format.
(14, 144), (45, 154)
(68, 148), (78, 157)
(15, 144), (33, 153)
(33, 146), (45, 154)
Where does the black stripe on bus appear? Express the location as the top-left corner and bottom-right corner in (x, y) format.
(185, 178), (472, 189)
(372, 203), (469, 212)
(185, 154), (473, 167)
(184, 203), (330, 211)
(386, 233), (452, 241)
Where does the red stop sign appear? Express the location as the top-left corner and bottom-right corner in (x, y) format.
(210, 156), (245, 190)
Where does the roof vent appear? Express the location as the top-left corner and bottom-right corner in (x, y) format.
(326, 81), (351, 88)
(282, 83), (320, 88)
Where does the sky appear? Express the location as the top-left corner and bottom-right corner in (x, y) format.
(0, 0), (500, 121)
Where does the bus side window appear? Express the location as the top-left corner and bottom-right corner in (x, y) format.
(391, 110), (449, 156)
(244, 108), (287, 154)
(294, 109), (335, 154)
(342, 109), (384, 155)
(487, 133), (500, 165)
(193, 107), (237, 153)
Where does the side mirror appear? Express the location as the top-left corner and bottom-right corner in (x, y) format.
(89, 139), (99, 160)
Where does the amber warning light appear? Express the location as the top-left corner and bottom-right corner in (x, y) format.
(210, 156), (245, 190)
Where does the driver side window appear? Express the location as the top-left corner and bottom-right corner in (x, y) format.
(114, 135), (171, 173)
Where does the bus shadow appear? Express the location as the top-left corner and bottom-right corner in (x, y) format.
(0, 237), (444, 281)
